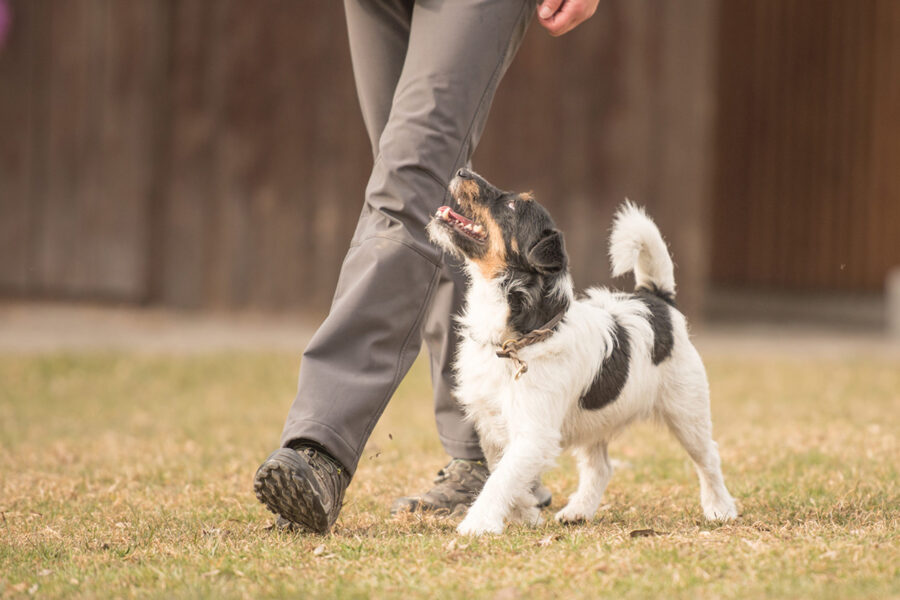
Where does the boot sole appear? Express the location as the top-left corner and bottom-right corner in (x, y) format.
(253, 448), (330, 534)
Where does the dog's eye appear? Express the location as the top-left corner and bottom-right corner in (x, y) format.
(506, 201), (516, 210)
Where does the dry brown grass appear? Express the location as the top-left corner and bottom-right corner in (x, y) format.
(1, 352), (898, 598)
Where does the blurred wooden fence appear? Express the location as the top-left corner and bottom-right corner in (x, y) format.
(0, 1), (369, 310)
(0, 0), (716, 315)
(713, 0), (900, 293)
(0, 0), (897, 317)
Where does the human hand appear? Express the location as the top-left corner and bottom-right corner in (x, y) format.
(536, 0), (599, 37)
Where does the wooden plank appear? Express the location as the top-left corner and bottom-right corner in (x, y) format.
(25, 0), (163, 300)
(868, 1), (900, 290)
(87, 0), (165, 299)
(31, 0), (95, 295)
(711, 0), (900, 293)
(0, 0), (38, 292)
(154, 0), (226, 308)
(212, 1), (307, 309)
(156, 1), (366, 311)
(650, 0), (717, 317)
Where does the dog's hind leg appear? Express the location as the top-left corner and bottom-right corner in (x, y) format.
(555, 441), (612, 523)
(660, 377), (737, 521)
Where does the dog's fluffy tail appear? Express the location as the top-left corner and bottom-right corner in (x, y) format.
(609, 201), (676, 300)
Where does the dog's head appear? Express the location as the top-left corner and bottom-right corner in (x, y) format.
(428, 170), (571, 334)
(428, 169), (568, 281)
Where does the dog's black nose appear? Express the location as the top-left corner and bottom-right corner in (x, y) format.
(456, 168), (471, 179)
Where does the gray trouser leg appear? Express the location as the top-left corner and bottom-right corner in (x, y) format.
(281, 0), (534, 476)
(342, 0), (482, 460)
(422, 255), (484, 459)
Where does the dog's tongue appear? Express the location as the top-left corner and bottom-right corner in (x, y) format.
(436, 205), (476, 227)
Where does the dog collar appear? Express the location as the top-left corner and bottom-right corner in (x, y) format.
(496, 310), (567, 380)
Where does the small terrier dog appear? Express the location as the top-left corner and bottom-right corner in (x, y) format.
(427, 169), (737, 536)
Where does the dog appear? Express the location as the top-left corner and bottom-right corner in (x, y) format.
(426, 169), (738, 536)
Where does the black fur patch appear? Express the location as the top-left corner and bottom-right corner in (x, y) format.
(580, 319), (631, 411)
(635, 289), (675, 365)
(504, 273), (570, 335)
(636, 284), (676, 308)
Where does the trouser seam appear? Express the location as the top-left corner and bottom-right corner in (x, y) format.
(445, 0), (530, 182)
(355, 260), (443, 456)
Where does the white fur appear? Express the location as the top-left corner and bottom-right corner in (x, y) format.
(609, 201), (676, 296)
(452, 203), (737, 536)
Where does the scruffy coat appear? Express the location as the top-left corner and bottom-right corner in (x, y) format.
(428, 170), (737, 535)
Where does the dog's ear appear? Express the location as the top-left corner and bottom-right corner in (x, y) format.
(526, 229), (567, 274)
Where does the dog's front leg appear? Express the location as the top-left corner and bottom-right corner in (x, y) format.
(457, 429), (561, 536)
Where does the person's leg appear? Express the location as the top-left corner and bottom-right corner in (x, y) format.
(343, 0), (413, 157)
(347, 0), (483, 464)
(255, 2), (416, 534)
(281, 0), (535, 475)
(258, 0), (535, 534)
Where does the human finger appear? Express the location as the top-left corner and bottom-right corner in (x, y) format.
(537, 0), (565, 21)
(539, 0), (595, 36)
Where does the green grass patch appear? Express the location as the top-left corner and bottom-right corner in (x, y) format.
(1, 353), (898, 598)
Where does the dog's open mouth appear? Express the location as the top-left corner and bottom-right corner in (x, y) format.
(435, 206), (486, 242)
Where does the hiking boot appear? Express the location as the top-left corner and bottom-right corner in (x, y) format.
(253, 445), (350, 534)
(390, 459), (553, 516)
(391, 458), (489, 516)
(533, 483), (552, 509)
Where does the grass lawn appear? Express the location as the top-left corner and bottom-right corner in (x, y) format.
(1, 351), (897, 599)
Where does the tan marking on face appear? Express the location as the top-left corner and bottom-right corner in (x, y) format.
(463, 199), (507, 279)
(456, 179), (479, 204)
(519, 192), (535, 202)
(510, 237), (519, 254)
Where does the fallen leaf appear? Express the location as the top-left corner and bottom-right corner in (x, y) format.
(313, 544), (326, 556)
(629, 529), (663, 538)
(536, 534), (559, 547)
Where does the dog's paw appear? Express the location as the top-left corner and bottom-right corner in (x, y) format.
(457, 513), (505, 536)
(509, 504), (542, 526)
(554, 505), (591, 524)
(702, 496), (738, 521)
